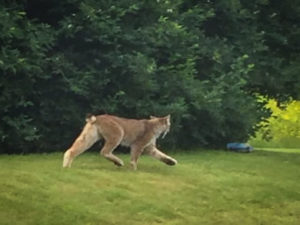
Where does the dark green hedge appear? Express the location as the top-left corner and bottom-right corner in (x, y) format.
(1, 0), (299, 153)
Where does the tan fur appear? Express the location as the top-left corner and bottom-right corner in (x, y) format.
(63, 114), (177, 170)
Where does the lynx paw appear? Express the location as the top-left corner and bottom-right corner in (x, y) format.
(162, 157), (177, 166)
(130, 161), (137, 170)
(114, 161), (124, 167)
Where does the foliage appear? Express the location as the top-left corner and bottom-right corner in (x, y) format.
(0, 6), (55, 153)
(251, 100), (300, 148)
(0, 0), (299, 153)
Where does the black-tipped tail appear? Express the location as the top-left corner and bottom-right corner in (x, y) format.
(85, 114), (97, 123)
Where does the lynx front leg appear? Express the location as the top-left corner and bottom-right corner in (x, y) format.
(130, 145), (145, 170)
(145, 145), (177, 166)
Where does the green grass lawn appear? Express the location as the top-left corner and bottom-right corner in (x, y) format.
(0, 149), (300, 225)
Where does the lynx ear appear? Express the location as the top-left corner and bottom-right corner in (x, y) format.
(164, 114), (170, 121)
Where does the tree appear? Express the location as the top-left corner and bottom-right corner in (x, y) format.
(0, 0), (299, 153)
(0, 5), (55, 153)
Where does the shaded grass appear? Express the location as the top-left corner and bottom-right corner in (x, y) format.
(0, 149), (300, 225)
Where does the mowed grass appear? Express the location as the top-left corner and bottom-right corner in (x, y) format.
(0, 149), (300, 225)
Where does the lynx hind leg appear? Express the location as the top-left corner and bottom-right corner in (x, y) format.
(100, 140), (124, 167)
(99, 123), (125, 167)
(63, 149), (73, 168)
(63, 122), (99, 168)
(145, 145), (177, 166)
(63, 146), (84, 168)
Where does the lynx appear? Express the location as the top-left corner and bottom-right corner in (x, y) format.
(63, 114), (177, 170)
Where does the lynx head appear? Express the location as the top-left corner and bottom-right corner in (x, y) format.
(150, 114), (171, 139)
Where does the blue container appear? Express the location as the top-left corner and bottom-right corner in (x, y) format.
(226, 143), (253, 153)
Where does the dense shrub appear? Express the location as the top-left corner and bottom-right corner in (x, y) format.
(0, 0), (299, 153)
